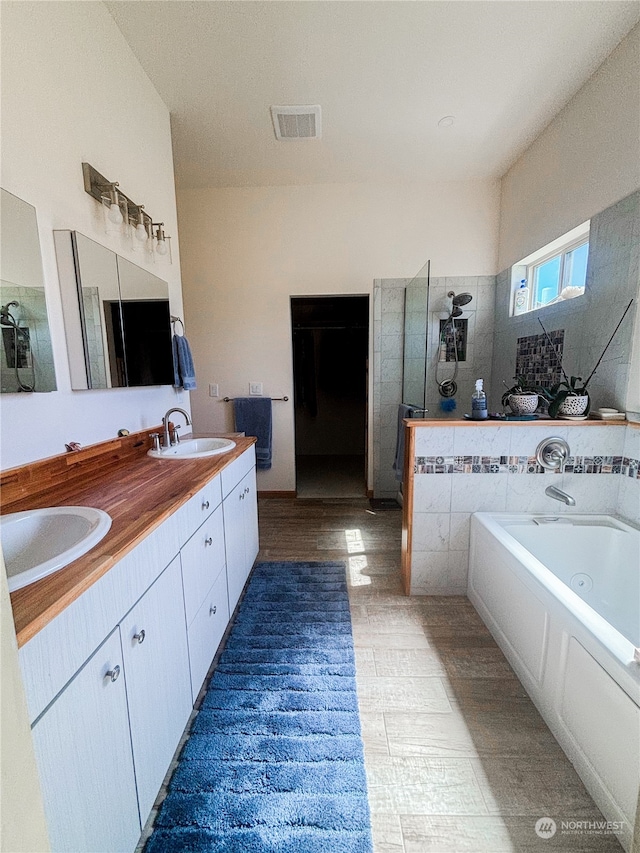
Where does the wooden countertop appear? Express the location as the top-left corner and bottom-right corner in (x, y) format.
(4, 433), (256, 648)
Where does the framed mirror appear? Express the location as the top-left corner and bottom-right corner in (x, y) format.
(54, 231), (173, 389)
(0, 188), (57, 393)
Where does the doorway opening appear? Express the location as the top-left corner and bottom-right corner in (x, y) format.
(291, 295), (369, 498)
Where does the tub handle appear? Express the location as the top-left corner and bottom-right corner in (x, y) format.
(536, 437), (570, 472)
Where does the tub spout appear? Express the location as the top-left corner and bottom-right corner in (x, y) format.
(545, 485), (576, 506)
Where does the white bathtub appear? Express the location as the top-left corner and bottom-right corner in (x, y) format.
(468, 513), (640, 852)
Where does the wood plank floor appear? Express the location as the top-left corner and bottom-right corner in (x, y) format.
(258, 497), (624, 853)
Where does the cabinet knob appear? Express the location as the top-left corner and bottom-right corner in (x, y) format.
(239, 493), (244, 501)
(205, 536), (213, 546)
(202, 500), (210, 510)
(133, 629), (146, 644)
(244, 487), (249, 495)
(209, 605), (217, 616)
(105, 665), (121, 683)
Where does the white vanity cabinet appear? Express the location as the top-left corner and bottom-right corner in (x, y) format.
(19, 443), (259, 853)
(222, 447), (259, 614)
(120, 554), (192, 823)
(30, 628), (140, 853)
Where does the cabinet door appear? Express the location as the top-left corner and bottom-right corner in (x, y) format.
(120, 555), (192, 824)
(180, 505), (226, 626)
(242, 466), (259, 581)
(187, 567), (230, 702)
(223, 478), (246, 614)
(31, 629), (140, 853)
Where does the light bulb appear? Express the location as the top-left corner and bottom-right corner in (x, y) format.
(135, 222), (148, 242)
(108, 203), (123, 225)
(156, 238), (168, 256)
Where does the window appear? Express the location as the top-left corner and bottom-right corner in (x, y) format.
(511, 221), (590, 316)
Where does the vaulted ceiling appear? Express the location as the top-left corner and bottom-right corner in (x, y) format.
(107, 1), (640, 188)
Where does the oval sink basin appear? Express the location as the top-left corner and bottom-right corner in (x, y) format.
(148, 437), (236, 460)
(1, 506), (112, 593)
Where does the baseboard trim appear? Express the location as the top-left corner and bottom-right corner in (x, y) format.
(258, 490), (297, 499)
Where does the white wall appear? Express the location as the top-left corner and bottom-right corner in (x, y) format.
(498, 23), (640, 272)
(0, 1), (187, 469)
(177, 180), (500, 491)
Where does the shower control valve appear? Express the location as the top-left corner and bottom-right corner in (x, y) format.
(536, 437), (571, 472)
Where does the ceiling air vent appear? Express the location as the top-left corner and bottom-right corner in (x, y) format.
(270, 105), (322, 140)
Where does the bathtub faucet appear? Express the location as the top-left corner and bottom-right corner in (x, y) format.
(545, 484), (576, 506)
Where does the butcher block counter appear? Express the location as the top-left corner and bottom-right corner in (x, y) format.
(1, 427), (256, 647)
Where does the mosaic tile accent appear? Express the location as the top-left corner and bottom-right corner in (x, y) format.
(515, 329), (564, 388)
(414, 455), (640, 477)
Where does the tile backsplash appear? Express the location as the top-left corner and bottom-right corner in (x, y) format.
(515, 329), (564, 388)
(409, 423), (638, 595)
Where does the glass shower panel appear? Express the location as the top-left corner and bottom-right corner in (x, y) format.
(402, 259), (430, 409)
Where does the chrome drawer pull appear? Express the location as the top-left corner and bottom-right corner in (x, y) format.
(133, 630), (146, 644)
(105, 665), (120, 683)
(209, 605), (217, 616)
(205, 536), (213, 546)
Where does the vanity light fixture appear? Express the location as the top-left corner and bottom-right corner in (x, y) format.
(104, 183), (124, 225)
(153, 223), (168, 255)
(82, 163), (171, 261)
(133, 205), (149, 242)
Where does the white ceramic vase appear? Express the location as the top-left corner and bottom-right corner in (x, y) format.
(507, 394), (539, 415)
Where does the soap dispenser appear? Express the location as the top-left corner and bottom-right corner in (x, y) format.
(471, 379), (488, 420)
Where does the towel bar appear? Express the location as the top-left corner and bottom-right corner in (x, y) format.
(223, 396), (289, 402)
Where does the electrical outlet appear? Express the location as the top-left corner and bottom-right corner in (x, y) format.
(209, 383), (219, 397)
(249, 382), (263, 396)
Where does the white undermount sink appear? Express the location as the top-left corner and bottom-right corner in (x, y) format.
(147, 437), (236, 460)
(1, 506), (112, 593)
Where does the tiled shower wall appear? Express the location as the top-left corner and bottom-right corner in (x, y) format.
(0, 285), (56, 393)
(490, 190), (640, 413)
(409, 423), (639, 595)
(373, 275), (497, 498)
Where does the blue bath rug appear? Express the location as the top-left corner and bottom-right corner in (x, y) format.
(145, 561), (373, 853)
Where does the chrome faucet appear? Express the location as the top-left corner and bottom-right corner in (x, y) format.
(162, 407), (192, 447)
(545, 484), (576, 506)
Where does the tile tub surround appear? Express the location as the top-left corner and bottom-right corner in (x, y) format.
(402, 421), (637, 596)
(373, 275), (497, 499)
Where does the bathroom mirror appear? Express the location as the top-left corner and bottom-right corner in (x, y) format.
(0, 188), (57, 393)
(54, 231), (173, 389)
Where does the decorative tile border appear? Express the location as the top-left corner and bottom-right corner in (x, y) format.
(414, 455), (640, 478)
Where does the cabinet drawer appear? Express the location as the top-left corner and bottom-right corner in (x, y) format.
(221, 444), (256, 498)
(187, 569), (229, 703)
(175, 475), (222, 547)
(180, 504), (226, 626)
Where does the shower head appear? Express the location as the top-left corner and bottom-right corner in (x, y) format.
(448, 291), (473, 308)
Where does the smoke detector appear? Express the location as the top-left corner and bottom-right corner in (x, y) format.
(270, 105), (322, 140)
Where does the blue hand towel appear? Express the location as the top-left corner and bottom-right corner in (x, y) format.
(392, 404), (420, 483)
(234, 397), (272, 470)
(173, 334), (197, 391)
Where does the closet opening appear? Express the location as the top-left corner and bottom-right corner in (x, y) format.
(291, 295), (369, 498)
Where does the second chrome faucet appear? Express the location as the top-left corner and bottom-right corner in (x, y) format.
(162, 407), (192, 448)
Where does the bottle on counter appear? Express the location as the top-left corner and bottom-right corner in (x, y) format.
(471, 378), (488, 420)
